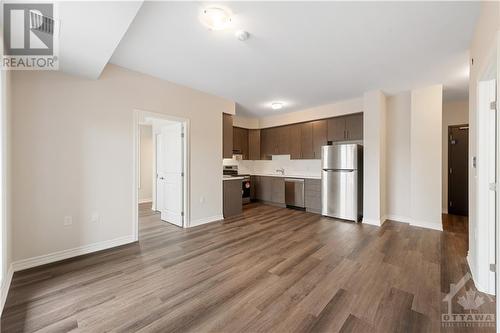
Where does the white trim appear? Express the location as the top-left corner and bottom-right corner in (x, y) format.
(362, 218), (384, 226)
(189, 215), (223, 227)
(11, 235), (135, 272)
(442, 208), (448, 214)
(409, 219), (443, 231)
(133, 109), (191, 234)
(385, 214), (412, 224)
(138, 198), (153, 204)
(467, 253), (492, 295)
(0, 264), (13, 315)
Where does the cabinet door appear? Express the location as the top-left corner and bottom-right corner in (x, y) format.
(223, 113), (233, 158)
(248, 129), (261, 160)
(300, 122), (314, 159)
(345, 113), (363, 141)
(223, 180), (242, 217)
(232, 127), (241, 154)
(260, 129), (271, 160)
(271, 177), (285, 204)
(259, 176), (273, 201)
(327, 117), (346, 142)
(289, 124), (301, 159)
(241, 128), (249, 159)
(277, 126), (290, 155)
(312, 120), (327, 159)
(268, 127), (280, 155)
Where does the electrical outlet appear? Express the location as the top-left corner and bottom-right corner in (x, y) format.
(64, 216), (73, 226)
(91, 213), (99, 223)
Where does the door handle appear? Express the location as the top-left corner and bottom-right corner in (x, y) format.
(159, 177), (165, 180)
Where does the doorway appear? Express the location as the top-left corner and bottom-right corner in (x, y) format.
(448, 124), (469, 216)
(133, 110), (189, 237)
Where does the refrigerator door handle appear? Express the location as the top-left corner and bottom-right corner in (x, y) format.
(323, 169), (354, 172)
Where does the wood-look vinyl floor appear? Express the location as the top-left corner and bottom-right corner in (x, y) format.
(0, 203), (495, 332)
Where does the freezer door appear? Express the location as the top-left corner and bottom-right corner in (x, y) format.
(321, 169), (358, 221)
(321, 144), (359, 170)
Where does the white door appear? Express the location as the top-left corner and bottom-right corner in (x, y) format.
(156, 123), (183, 227)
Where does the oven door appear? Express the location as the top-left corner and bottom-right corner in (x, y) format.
(242, 178), (251, 204)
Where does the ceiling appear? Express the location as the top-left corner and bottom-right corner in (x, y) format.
(66, 2), (479, 117)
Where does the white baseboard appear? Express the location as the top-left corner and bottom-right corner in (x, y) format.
(362, 218), (383, 226)
(138, 198), (153, 204)
(442, 208), (448, 214)
(385, 214), (412, 224)
(11, 235), (136, 272)
(189, 215), (223, 227)
(409, 219), (443, 231)
(0, 264), (14, 315)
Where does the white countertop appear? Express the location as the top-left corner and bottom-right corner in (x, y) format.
(251, 173), (321, 180)
(223, 176), (245, 181)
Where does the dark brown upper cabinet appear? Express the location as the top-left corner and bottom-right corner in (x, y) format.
(327, 117), (346, 142)
(300, 122), (314, 159)
(289, 124), (302, 159)
(248, 129), (261, 160)
(345, 113), (363, 141)
(260, 128), (271, 160)
(312, 120), (327, 159)
(223, 113), (233, 158)
(233, 127), (248, 159)
(327, 113), (363, 142)
(277, 126), (290, 155)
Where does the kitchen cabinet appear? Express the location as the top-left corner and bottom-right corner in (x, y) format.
(289, 124), (302, 159)
(312, 120), (327, 159)
(248, 129), (261, 160)
(271, 177), (285, 204)
(345, 113), (363, 141)
(327, 113), (363, 142)
(223, 113), (233, 158)
(233, 127), (248, 159)
(223, 179), (242, 217)
(327, 117), (346, 142)
(300, 122), (314, 159)
(305, 179), (322, 214)
(255, 176), (272, 201)
(260, 129), (270, 160)
(277, 126), (290, 155)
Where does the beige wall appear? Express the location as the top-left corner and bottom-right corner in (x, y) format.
(410, 85), (443, 230)
(442, 99), (469, 213)
(386, 92), (411, 221)
(139, 125), (153, 203)
(10, 64), (234, 262)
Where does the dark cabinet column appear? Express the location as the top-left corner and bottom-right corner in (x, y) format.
(312, 120), (327, 159)
(345, 113), (363, 140)
(289, 124), (301, 159)
(248, 129), (261, 160)
(223, 113), (233, 158)
(300, 122), (314, 159)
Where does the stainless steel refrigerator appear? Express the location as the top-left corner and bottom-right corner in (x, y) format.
(321, 144), (363, 222)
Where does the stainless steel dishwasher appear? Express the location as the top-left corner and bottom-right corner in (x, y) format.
(285, 178), (305, 209)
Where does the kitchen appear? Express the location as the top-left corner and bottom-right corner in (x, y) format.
(222, 112), (363, 221)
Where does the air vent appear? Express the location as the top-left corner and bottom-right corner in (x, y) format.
(29, 10), (54, 35)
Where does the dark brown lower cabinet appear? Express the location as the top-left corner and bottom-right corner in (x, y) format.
(223, 179), (242, 217)
(305, 179), (321, 213)
(271, 178), (285, 204)
(252, 176), (284, 205)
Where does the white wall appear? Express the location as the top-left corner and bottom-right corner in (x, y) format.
(224, 155), (321, 178)
(139, 125), (153, 203)
(410, 85), (443, 230)
(467, 1), (499, 293)
(362, 90), (387, 226)
(10, 64), (234, 262)
(386, 92), (411, 222)
(442, 99), (469, 213)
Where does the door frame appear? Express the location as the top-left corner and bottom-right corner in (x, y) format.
(447, 123), (469, 216)
(132, 109), (190, 240)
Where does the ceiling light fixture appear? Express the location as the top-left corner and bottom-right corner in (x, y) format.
(200, 6), (232, 31)
(235, 30), (250, 41)
(271, 102), (283, 110)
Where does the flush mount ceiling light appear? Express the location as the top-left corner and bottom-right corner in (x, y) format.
(271, 102), (283, 110)
(200, 6), (232, 31)
(235, 30), (250, 41)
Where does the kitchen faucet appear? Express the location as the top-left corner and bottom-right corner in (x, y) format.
(276, 168), (285, 175)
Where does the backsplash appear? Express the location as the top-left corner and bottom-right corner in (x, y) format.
(223, 155), (321, 177)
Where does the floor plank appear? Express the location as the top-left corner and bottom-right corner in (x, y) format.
(0, 203), (495, 332)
